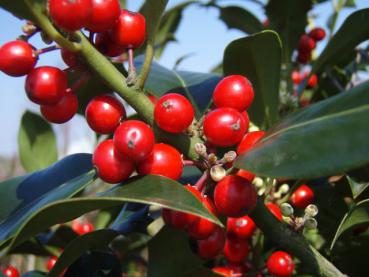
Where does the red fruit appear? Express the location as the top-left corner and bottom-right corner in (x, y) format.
(226, 263), (252, 276)
(298, 34), (316, 52)
(227, 215), (256, 240)
(266, 203), (283, 222)
(223, 236), (250, 263)
(85, 94), (126, 134)
(154, 93), (194, 133)
(48, 0), (93, 31)
(25, 66), (67, 105)
(213, 75), (254, 111)
(291, 71), (301, 85)
(214, 175), (257, 217)
(188, 196), (217, 239)
(86, 0), (121, 32)
(266, 251), (294, 277)
(263, 18), (269, 27)
(290, 184), (314, 209)
(46, 256), (58, 271)
(95, 32), (125, 57)
(308, 27), (326, 42)
(40, 89), (78, 124)
(297, 50), (311, 64)
(72, 220), (94, 235)
(61, 49), (80, 68)
(236, 169), (255, 182)
(212, 267), (232, 277)
(237, 130), (265, 155)
(307, 74), (318, 88)
(203, 107), (247, 147)
(162, 185), (201, 229)
(197, 226), (226, 259)
(0, 40), (37, 76)
(93, 139), (134, 183)
(114, 120), (155, 163)
(147, 94), (157, 104)
(137, 143), (183, 180)
(110, 10), (146, 49)
(3, 266), (19, 277)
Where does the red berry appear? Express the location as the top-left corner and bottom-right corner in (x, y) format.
(48, 0), (93, 31)
(214, 175), (257, 217)
(266, 203), (283, 222)
(266, 251), (294, 277)
(241, 111), (250, 130)
(307, 74), (318, 88)
(197, 226), (226, 259)
(46, 256), (58, 271)
(236, 169), (255, 182)
(95, 32), (125, 57)
(0, 40), (37, 76)
(114, 120), (155, 163)
(110, 10), (146, 49)
(40, 89), (78, 124)
(223, 236), (250, 263)
(212, 267), (232, 277)
(227, 215), (256, 240)
(154, 93), (194, 133)
(72, 220), (94, 235)
(147, 94), (157, 104)
(86, 0), (121, 32)
(308, 27), (326, 42)
(237, 130), (265, 155)
(290, 184), (314, 209)
(213, 75), (254, 111)
(25, 66), (67, 105)
(3, 266), (19, 277)
(162, 185), (201, 229)
(203, 108), (247, 147)
(188, 196), (217, 240)
(85, 94), (126, 134)
(297, 50), (311, 64)
(93, 139), (134, 183)
(298, 34), (316, 52)
(263, 18), (269, 27)
(61, 49), (80, 68)
(137, 143), (183, 180)
(291, 71), (302, 85)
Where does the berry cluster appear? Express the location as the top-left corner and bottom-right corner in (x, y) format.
(0, 0), (146, 125)
(297, 27), (326, 64)
(2, 266), (19, 277)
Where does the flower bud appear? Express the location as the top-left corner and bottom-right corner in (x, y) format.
(253, 177), (264, 188)
(195, 143), (207, 156)
(304, 218), (318, 229)
(305, 204), (318, 217)
(208, 153), (218, 164)
(280, 203), (294, 217)
(223, 151), (237, 163)
(210, 165), (226, 182)
(279, 184), (290, 194)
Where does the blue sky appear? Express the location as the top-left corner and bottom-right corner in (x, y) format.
(0, 0), (368, 157)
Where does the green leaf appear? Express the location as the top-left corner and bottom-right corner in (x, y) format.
(265, 0), (312, 60)
(18, 111), (58, 172)
(223, 31), (281, 128)
(148, 226), (218, 277)
(0, 153), (92, 222)
(330, 199), (369, 250)
(49, 230), (119, 277)
(235, 80), (369, 179)
(136, 57), (220, 117)
(0, 0), (36, 20)
(347, 176), (369, 200)
(2, 175), (221, 254)
(0, 171), (96, 252)
(313, 9), (369, 74)
(218, 5), (263, 34)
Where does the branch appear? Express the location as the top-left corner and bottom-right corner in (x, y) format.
(135, 0), (169, 90)
(250, 198), (347, 277)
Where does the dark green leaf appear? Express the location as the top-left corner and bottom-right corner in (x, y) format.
(136, 56), (220, 117)
(0, 0), (38, 20)
(235, 80), (369, 179)
(313, 9), (369, 74)
(330, 199), (369, 249)
(49, 230), (119, 277)
(18, 111), (58, 172)
(218, 6), (263, 34)
(265, 0), (312, 60)
(2, 175), (220, 253)
(148, 226), (218, 277)
(223, 31), (281, 128)
(0, 153), (92, 222)
(345, 0), (356, 8)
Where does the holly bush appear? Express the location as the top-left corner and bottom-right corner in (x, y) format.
(0, 0), (368, 276)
